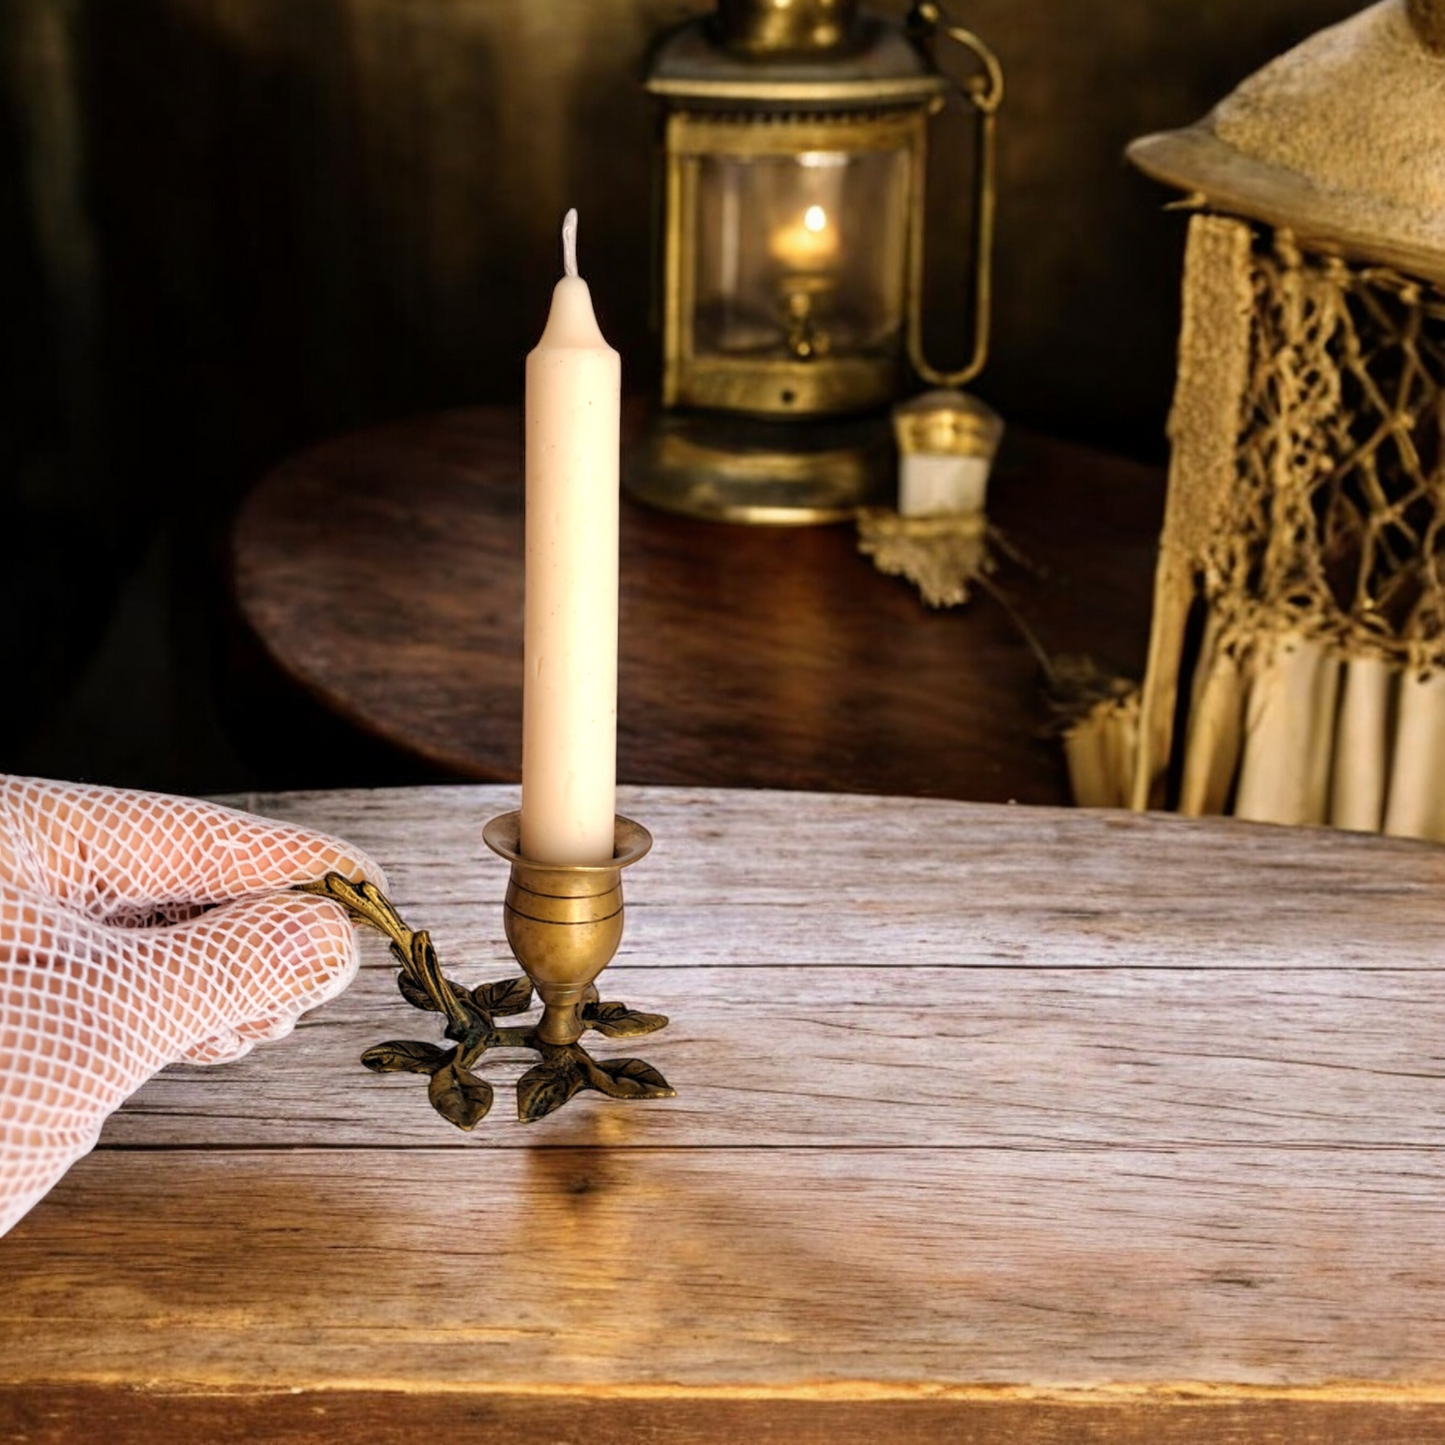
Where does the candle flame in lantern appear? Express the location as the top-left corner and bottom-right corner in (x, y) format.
(770, 203), (839, 272)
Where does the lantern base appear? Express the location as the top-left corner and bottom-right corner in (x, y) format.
(625, 409), (893, 525)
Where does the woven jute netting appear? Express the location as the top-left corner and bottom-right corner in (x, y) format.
(1206, 226), (1445, 670)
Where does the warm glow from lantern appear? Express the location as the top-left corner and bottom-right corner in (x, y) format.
(771, 204), (839, 273)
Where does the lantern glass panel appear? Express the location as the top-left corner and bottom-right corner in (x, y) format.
(691, 147), (910, 363)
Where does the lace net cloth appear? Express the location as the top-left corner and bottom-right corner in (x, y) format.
(0, 775), (384, 1236)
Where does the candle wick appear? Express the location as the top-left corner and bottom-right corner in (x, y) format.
(562, 208), (579, 278)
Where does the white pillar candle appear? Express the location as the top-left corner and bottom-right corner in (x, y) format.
(521, 209), (620, 865)
(891, 389), (1003, 517)
(898, 453), (992, 517)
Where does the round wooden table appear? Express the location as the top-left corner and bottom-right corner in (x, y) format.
(233, 407), (1162, 804)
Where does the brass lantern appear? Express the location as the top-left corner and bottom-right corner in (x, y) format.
(628, 0), (1002, 524)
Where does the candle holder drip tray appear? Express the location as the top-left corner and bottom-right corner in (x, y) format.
(297, 812), (673, 1127)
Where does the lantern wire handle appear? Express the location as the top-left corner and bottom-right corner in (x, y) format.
(562, 207), (579, 278)
(906, 3), (1003, 389)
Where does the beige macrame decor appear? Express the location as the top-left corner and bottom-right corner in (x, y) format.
(1099, 0), (1445, 839)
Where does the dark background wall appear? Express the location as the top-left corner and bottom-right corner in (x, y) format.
(0, 0), (1361, 793)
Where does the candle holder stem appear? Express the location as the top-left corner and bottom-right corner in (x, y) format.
(298, 812), (672, 1128)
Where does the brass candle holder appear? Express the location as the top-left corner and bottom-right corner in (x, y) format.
(298, 812), (672, 1127)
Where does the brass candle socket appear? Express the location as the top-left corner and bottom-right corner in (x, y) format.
(482, 811), (648, 1046)
(298, 813), (673, 1128)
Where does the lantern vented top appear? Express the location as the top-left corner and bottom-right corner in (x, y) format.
(1128, 0), (1445, 283)
(646, 0), (944, 110)
(717, 0), (860, 55)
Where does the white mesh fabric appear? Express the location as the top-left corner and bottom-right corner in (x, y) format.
(0, 776), (387, 1236)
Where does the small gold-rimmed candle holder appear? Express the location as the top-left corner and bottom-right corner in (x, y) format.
(857, 389), (1005, 608)
(300, 812), (673, 1127)
(482, 810), (649, 1047)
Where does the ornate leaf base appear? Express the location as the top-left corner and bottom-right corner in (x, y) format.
(362, 973), (673, 1127)
(297, 874), (674, 1128)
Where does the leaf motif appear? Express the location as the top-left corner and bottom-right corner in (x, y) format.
(516, 1058), (584, 1123)
(362, 1040), (455, 1075)
(591, 1056), (675, 1100)
(399, 968), (484, 1020)
(397, 971), (442, 1011)
(583, 1000), (669, 1038)
(427, 1060), (494, 1130)
(472, 976), (534, 1017)
(442, 981), (481, 1016)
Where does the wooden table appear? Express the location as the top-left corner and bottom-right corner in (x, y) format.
(5, 784), (1445, 1441)
(233, 409), (1162, 804)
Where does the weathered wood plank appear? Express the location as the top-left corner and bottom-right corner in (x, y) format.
(228, 785), (1445, 971)
(9, 1387), (1445, 1445)
(3, 785), (1444, 1440)
(104, 964), (1445, 1150)
(9, 1146), (1445, 1390)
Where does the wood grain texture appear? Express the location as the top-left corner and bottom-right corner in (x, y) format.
(231, 407), (1162, 804)
(10, 1389), (1445, 1445)
(4, 784), (1445, 1442)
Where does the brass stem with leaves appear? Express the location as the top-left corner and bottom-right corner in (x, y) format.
(295, 872), (674, 1128)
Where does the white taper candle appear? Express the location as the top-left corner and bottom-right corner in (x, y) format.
(520, 209), (621, 864)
